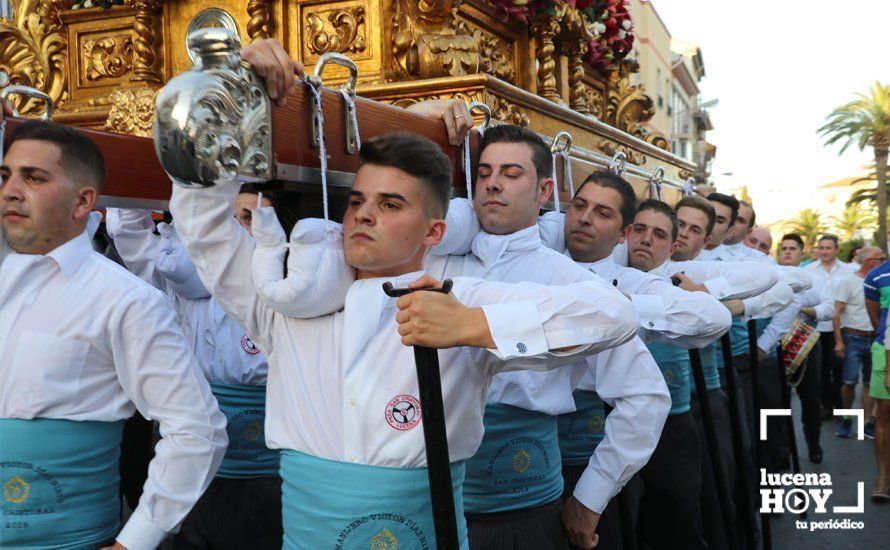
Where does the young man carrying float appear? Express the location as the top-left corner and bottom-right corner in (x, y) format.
(170, 128), (642, 549)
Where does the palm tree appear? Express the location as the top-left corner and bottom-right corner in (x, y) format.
(819, 82), (890, 252)
(829, 203), (877, 240)
(783, 208), (825, 251)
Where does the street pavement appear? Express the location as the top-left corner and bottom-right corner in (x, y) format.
(769, 391), (889, 549)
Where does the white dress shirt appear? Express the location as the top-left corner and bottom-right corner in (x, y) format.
(169, 182), (641, 470)
(0, 229), (227, 549)
(578, 255), (731, 348)
(424, 227), (671, 513)
(757, 278), (834, 353)
(806, 259), (854, 331)
(106, 208), (268, 385)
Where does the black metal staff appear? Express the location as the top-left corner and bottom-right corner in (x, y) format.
(747, 320), (772, 550)
(689, 348), (739, 550)
(383, 279), (459, 550)
(776, 344), (806, 519)
(719, 333), (757, 549)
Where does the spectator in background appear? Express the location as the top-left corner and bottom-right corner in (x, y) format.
(833, 247), (886, 439)
(807, 234), (854, 418)
(848, 245), (864, 271)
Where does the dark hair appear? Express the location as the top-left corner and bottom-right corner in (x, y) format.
(675, 195), (716, 235)
(847, 245), (863, 263)
(706, 192), (740, 225)
(574, 171), (637, 226)
(8, 120), (105, 192)
(738, 200), (756, 228)
(479, 124), (552, 181)
(818, 234), (839, 248)
(636, 199), (678, 241)
(359, 132), (451, 218)
(781, 233), (805, 250)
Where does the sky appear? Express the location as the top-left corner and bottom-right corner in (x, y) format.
(649, 0), (890, 224)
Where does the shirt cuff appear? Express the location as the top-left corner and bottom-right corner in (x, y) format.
(702, 277), (732, 300)
(481, 300), (549, 359)
(742, 295), (762, 320)
(629, 294), (667, 331)
(572, 465), (618, 515)
(116, 509), (170, 550)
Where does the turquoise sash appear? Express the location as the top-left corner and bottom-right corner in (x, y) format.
(691, 341), (722, 392)
(647, 342), (692, 415)
(210, 384), (280, 478)
(717, 316), (749, 368)
(557, 390), (606, 466)
(463, 403), (563, 513)
(0, 418), (123, 549)
(280, 450), (468, 549)
(754, 317), (776, 358)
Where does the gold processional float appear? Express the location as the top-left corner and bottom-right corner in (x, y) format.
(0, 0), (699, 209)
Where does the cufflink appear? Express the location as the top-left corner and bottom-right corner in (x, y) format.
(516, 343), (527, 354)
(648, 321), (655, 327)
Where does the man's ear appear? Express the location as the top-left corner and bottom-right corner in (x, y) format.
(424, 218), (447, 249)
(73, 186), (98, 222)
(538, 177), (555, 207)
(670, 241), (680, 255)
(617, 224), (632, 244)
(704, 234), (712, 248)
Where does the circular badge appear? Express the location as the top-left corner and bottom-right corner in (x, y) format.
(241, 334), (260, 355)
(385, 395), (422, 431)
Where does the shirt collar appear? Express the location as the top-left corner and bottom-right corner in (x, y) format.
(471, 225), (542, 267)
(7, 230), (93, 280)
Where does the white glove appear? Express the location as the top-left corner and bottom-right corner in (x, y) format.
(156, 222), (211, 299)
(252, 208), (353, 318)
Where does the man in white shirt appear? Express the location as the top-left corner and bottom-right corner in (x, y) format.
(171, 130), (642, 549)
(0, 118), (228, 549)
(745, 226), (774, 256)
(777, 234), (835, 463)
(833, 246), (886, 439)
(106, 202), (284, 549)
(422, 126), (671, 550)
(808, 234), (854, 417)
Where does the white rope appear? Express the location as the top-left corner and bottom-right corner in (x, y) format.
(305, 81), (329, 222)
(560, 151), (574, 198)
(463, 133), (473, 200)
(650, 181), (662, 201)
(257, 191), (264, 208)
(683, 179), (695, 197)
(551, 152), (561, 214)
(339, 89), (361, 153)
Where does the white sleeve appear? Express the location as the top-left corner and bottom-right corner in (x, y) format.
(629, 275), (731, 348)
(743, 281), (794, 320)
(105, 208), (167, 290)
(572, 340), (670, 513)
(668, 259), (778, 300)
(169, 181), (278, 352)
(112, 286), (227, 549)
(757, 299), (800, 353)
(454, 276), (641, 373)
(777, 265), (814, 293)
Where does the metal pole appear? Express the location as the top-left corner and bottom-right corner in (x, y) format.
(747, 320), (772, 550)
(719, 333), (757, 549)
(383, 281), (459, 549)
(689, 349), (739, 550)
(777, 344), (806, 519)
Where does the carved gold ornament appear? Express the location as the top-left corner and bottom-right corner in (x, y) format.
(0, 0), (71, 115)
(89, 87), (156, 137)
(81, 36), (132, 81)
(305, 7), (366, 57)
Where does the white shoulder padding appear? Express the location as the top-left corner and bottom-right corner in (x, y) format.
(252, 209), (353, 318)
(431, 197), (480, 256)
